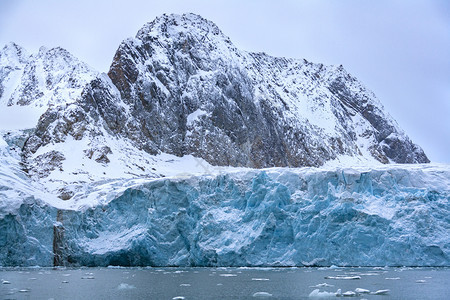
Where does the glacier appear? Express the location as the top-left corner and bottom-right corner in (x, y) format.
(1, 164), (449, 267)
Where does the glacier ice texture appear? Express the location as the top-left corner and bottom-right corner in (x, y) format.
(1, 164), (449, 267)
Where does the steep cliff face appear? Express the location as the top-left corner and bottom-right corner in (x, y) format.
(106, 13), (428, 167)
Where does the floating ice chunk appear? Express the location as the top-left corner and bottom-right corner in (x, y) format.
(117, 283), (136, 290)
(252, 278), (270, 281)
(180, 284), (191, 287)
(309, 289), (342, 298)
(19, 289), (30, 292)
(2, 280), (11, 284)
(318, 265), (341, 270)
(81, 276), (95, 279)
(253, 291), (273, 297)
(62, 280), (69, 283)
(324, 275), (361, 280)
(415, 280), (426, 283)
(342, 290), (357, 296)
(385, 277), (400, 280)
(217, 283), (223, 286)
(29, 278), (37, 280)
(371, 289), (389, 295)
(329, 265), (340, 269)
(310, 283), (334, 288)
(354, 288), (370, 294)
(220, 274), (237, 277)
(309, 289), (336, 297)
(172, 297), (185, 300)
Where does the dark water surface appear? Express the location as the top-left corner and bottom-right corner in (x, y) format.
(1, 267), (449, 299)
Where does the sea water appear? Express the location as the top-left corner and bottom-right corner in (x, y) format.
(1, 267), (449, 299)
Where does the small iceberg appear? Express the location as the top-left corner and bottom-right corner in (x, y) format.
(354, 288), (370, 294)
(253, 291), (273, 297)
(342, 290), (357, 297)
(416, 280), (426, 283)
(371, 289), (389, 295)
(324, 275), (361, 280)
(252, 278), (270, 281)
(309, 289), (336, 297)
(117, 283), (136, 290)
(310, 283), (334, 288)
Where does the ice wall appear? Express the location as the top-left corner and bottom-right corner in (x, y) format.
(1, 165), (449, 267)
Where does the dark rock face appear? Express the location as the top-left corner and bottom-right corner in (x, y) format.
(105, 13), (428, 167)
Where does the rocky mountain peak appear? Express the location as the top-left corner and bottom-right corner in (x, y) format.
(0, 42), (30, 67)
(136, 13), (229, 44)
(0, 44), (97, 108)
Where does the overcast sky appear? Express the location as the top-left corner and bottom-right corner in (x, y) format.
(1, 0), (449, 163)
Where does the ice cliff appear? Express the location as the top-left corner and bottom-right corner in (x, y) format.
(1, 164), (449, 267)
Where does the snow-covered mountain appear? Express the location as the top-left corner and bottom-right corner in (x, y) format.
(0, 13), (446, 268)
(1, 14), (429, 195)
(106, 13), (428, 167)
(0, 42), (96, 108)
